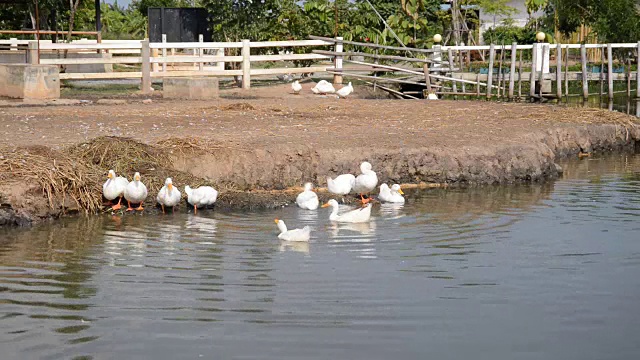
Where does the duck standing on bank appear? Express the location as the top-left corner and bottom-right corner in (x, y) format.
(378, 183), (405, 203)
(296, 182), (319, 210)
(103, 170), (129, 211)
(156, 178), (181, 213)
(124, 172), (148, 211)
(311, 80), (336, 95)
(353, 161), (378, 203)
(321, 199), (372, 223)
(185, 185), (218, 215)
(336, 82), (353, 98)
(291, 80), (302, 94)
(327, 173), (356, 202)
(274, 219), (311, 242)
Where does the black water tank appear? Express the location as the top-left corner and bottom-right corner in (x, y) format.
(148, 7), (211, 43)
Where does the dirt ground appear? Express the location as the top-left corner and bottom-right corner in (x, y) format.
(1, 82), (639, 226)
(0, 82), (637, 150)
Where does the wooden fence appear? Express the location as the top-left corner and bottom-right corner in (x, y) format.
(7, 35), (640, 101)
(21, 38), (336, 94)
(311, 35), (640, 101)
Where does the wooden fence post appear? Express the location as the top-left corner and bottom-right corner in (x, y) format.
(141, 39), (152, 95)
(241, 39), (251, 89)
(530, 44), (538, 99)
(637, 41), (640, 99)
(599, 45), (605, 98)
(581, 44), (588, 100)
(448, 48), (457, 99)
(486, 43), (495, 99)
(423, 64), (431, 94)
(161, 34), (167, 72)
(152, 48), (159, 72)
(564, 47), (569, 97)
(10, 37), (18, 51)
(539, 44), (548, 98)
(607, 43), (614, 101)
(28, 41), (38, 64)
(334, 36), (343, 85)
(508, 42), (516, 99)
(198, 34), (204, 71)
(556, 43), (562, 99)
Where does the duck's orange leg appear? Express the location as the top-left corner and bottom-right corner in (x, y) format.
(111, 197), (123, 211)
(135, 202), (144, 211)
(193, 204), (197, 215)
(126, 200), (134, 212)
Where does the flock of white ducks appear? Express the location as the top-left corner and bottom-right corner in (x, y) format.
(102, 170), (218, 214)
(102, 161), (404, 244)
(293, 80), (353, 98)
(275, 161), (405, 243)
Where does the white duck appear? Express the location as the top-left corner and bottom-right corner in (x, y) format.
(296, 182), (319, 210)
(185, 185), (218, 215)
(322, 199), (372, 223)
(291, 80), (302, 94)
(156, 178), (182, 213)
(336, 82), (353, 98)
(311, 80), (336, 94)
(124, 172), (148, 211)
(327, 173), (356, 196)
(274, 219), (311, 242)
(378, 183), (405, 203)
(353, 161), (378, 199)
(102, 170), (129, 211)
(427, 92), (438, 100)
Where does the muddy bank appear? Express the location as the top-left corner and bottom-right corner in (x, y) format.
(1, 98), (639, 227)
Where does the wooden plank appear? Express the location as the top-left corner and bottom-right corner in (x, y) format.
(487, 44), (495, 99)
(0, 30), (98, 35)
(250, 53), (329, 62)
(326, 71), (431, 87)
(250, 66), (327, 75)
(250, 40), (332, 47)
(556, 43), (562, 99)
(607, 43), (614, 100)
(161, 34), (167, 72)
(39, 43), (141, 50)
(581, 44), (588, 99)
(313, 49), (445, 64)
(41, 57), (142, 65)
(241, 39), (251, 89)
(151, 70), (243, 77)
(150, 42), (241, 49)
(141, 39), (152, 95)
(309, 35), (435, 54)
(150, 55), (242, 63)
(60, 72), (142, 80)
(364, 81), (419, 99)
(509, 42), (517, 99)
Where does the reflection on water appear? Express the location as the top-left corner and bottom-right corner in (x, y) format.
(1, 153), (640, 359)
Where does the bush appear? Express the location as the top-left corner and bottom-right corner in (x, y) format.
(483, 25), (536, 45)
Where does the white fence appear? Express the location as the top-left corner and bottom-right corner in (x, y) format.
(19, 37), (336, 93)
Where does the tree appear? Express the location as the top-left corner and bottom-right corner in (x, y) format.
(546, 0), (640, 43)
(476, 0), (516, 29)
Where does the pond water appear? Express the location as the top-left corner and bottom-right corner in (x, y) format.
(2, 154), (640, 360)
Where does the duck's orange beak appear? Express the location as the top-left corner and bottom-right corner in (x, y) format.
(274, 218), (279, 224)
(398, 189), (404, 195)
(168, 183), (173, 191)
(108, 173), (113, 179)
(321, 203), (330, 208)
